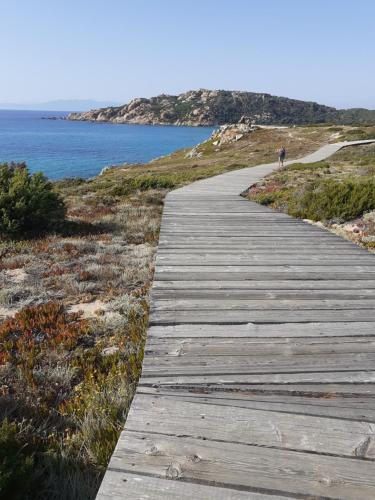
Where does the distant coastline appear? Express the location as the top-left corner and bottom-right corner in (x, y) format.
(0, 99), (121, 112)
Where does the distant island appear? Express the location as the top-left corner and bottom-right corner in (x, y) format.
(0, 99), (121, 112)
(67, 89), (375, 126)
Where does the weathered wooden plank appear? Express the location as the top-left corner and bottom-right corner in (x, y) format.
(160, 231), (338, 237)
(150, 309), (375, 324)
(151, 298), (375, 311)
(139, 381), (375, 397)
(162, 215), (299, 220)
(142, 353), (375, 376)
(160, 223), (335, 230)
(155, 271), (375, 281)
(109, 431), (375, 499)
(139, 386), (375, 408)
(155, 264), (375, 281)
(148, 322), (375, 338)
(160, 225), (317, 230)
(156, 257), (375, 266)
(161, 221), (320, 225)
(126, 394), (375, 458)
(138, 387), (375, 422)
(158, 244), (358, 250)
(157, 244), (367, 251)
(157, 248), (366, 255)
(156, 265), (375, 273)
(141, 370), (375, 385)
(96, 471), (287, 500)
(159, 224), (339, 231)
(145, 337), (375, 357)
(159, 231), (348, 237)
(151, 288), (375, 300)
(158, 244), (358, 251)
(152, 280), (375, 290)
(160, 224), (319, 230)
(158, 236), (352, 243)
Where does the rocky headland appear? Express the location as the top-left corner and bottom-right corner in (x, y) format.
(68, 89), (375, 126)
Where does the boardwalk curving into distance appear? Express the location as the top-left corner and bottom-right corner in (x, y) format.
(97, 140), (375, 499)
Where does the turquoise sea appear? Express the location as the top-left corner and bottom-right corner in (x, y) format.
(0, 110), (214, 179)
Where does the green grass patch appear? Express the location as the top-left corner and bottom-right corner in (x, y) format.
(110, 174), (177, 196)
(338, 127), (375, 142)
(285, 160), (330, 172)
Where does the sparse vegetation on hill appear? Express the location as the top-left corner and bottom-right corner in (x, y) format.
(68, 89), (375, 126)
(1, 124), (372, 498)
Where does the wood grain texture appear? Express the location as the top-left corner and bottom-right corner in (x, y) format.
(96, 471), (291, 499)
(110, 431), (375, 499)
(97, 140), (375, 499)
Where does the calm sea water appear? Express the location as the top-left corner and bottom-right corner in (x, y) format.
(0, 110), (214, 179)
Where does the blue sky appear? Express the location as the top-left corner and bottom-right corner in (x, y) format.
(1, 0), (374, 108)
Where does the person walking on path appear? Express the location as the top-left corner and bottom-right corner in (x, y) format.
(278, 145), (286, 168)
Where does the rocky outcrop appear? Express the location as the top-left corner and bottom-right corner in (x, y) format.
(184, 121), (258, 159)
(68, 89), (375, 126)
(211, 120), (259, 146)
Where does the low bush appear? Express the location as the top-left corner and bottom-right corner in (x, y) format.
(327, 126), (344, 132)
(0, 302), (89, 365)
(339, 127), (375, 142)
(286, 161), (330, 171)
(0, 419), (35, 499)
(290, 178), (375, 221)
(111, 174), (176, 196)
(0, 163), (66, 238)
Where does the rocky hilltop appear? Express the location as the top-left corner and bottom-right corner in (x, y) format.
(68, 89), (375, 126)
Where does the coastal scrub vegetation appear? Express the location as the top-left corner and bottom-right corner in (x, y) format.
(337, 126), (375, 142)
(1, 124), (372, 498)
(292, 178), (375, 221)
(0, 188), (159, 498)
(245, 141), (375, 250)
(0, 163), (66, 239)
(0, 301), (147, 499)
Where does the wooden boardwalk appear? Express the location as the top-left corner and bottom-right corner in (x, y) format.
(97, 140), (375, 499)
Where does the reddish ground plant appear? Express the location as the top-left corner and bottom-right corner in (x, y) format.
(0, 302), (89, 365)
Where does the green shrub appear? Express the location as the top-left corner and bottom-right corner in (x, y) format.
(254, 192), (280, 205)
(286, 161), (330, 172)
(0, 419), (35, 499)
(111, 174), (177, 196)
(54, 177), (85, 189)
(0, 163), (66, 238)
(339, 127), (375, 141)
(291, 178), (375, 221)
(174, 101), (193, 118)
(327, 126), (343, 132)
